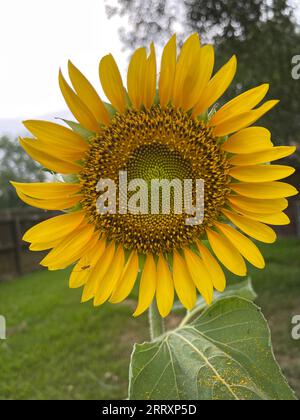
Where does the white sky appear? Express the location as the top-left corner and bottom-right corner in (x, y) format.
(0, 0), (127, 119)
(0, 0), (299, 120)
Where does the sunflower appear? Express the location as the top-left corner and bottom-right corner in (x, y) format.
(12, 33), (298, 318)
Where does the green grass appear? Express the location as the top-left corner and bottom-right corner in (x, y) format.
(0, 238), (299, 400)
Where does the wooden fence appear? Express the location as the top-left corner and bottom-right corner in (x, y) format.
(0, 209), (56, 280)
(0, 198), (299, 281)
(276, 198), (300, 237)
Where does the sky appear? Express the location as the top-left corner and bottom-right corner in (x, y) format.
(0, 0), (126, 119)
(0, 0), (299, 121)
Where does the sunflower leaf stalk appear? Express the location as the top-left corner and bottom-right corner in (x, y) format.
(148, 301), (165, 340)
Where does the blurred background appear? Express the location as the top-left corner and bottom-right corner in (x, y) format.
(0, 0), (299, 400)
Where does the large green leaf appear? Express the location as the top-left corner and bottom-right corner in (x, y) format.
(174, 277), (257, 315)
(129, 297), (296, 400)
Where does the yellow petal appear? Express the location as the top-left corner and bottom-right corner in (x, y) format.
(184, 248), (213, 304)
(229, 165), (295, 182)
(81, 242), (115, 303)
(221, 127), (273, 154)
(210, 84), (269, 126)
(23, 212), (84, 243)
(99, 54), (126, 114)
(12, 181), (82, 211)
(127, 47), (147, 110)
(46, 232), (98, 272)
(256, 212), (290, 226)
(59, 70), (100, 133)
(182, 45), (215, 111)
(173, 33), (201, 109)
(23, 120), (88, 152)
(212, 100), (279, 137)
(173, 251), (196, 310)
(229, 146), (296, 166)
(143, 43), (157, 110)
(228, 195), (288, 214)
(109, 251), (139, 304)
(159, 34), (177, 107)
(156, 254), (174, 318)
(231, 208), (290, 226)
(222, 209), (277, 243)
(20, 138), (82, 174)
(50, 230), (100, 271)
(11, 181), (81, 199)
(15, 190), (80, 211)
(214, 222), (265, 269)
(41, 223), (96, 269)
(133, 254), (157, 317)
(197, 241), (226, 292)
(68, 60), (110, 126)
(21, 136), (85, 162)
(69, 239), (106, 288)
(230, 181), (299, 199)
(206, 228), (247, 277)
(29, 239), (61, 251)
(94, 246), (125, 306)
(193, 55), (237, 116)
(81, 272), (99, 303)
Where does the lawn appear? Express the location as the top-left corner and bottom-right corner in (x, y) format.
(0, 238), (299, 400)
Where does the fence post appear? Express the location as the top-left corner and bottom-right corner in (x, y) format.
(296, 202), (300, 238)
(10, 216), (23, 276)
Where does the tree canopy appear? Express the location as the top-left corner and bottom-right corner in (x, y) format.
(106, 0), (300, 151)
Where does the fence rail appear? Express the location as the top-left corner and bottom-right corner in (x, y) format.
(0, 199), (299, 281)
(0, 209), (57, 280)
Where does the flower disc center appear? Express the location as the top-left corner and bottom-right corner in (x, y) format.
(126, 142), (192, 182)
(80, 106), (231, 254)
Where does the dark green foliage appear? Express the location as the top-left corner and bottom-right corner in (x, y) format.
(106, 0), (300, 148)
(0, 136), (46, 208)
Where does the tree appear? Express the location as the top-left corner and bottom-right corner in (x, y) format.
(106, 0), (300, 148)
(0, 136), (46, 208)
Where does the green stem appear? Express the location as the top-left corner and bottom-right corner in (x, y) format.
(148, 302), (165, 340)
(180, 305), (205, 327)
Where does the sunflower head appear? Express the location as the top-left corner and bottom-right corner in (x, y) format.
(13, 33), (298, 318)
